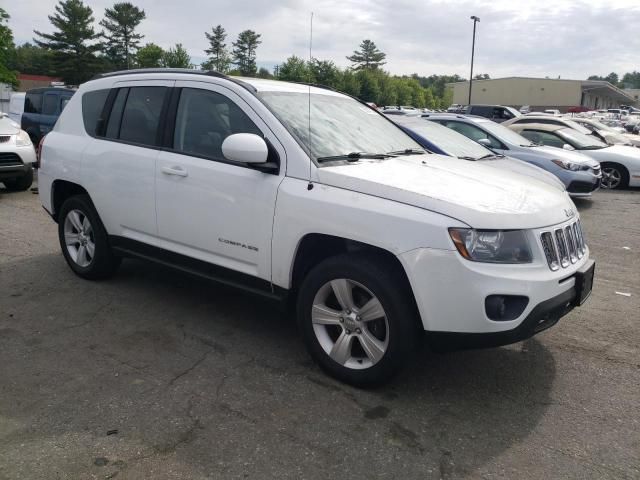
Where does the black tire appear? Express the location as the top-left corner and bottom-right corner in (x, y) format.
(3, 168), (33, 191)
(58, 195), (120, 280)
(296, 253), (419, 387)
(600, 162), (629, 190)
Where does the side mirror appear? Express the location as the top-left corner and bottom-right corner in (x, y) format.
(478, 138), (492, 147)
(562, 143), (575, 151)
(222, 133), (268, 164)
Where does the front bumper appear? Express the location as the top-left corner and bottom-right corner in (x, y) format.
(399, 224), (593, 340)
(0, 144), (36, 179)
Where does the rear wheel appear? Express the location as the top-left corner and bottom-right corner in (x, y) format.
(58, 195), (120, 279)
(296, 254), (418, 386)
(3, 168), (33, 191)
(600, 163), (629, 189)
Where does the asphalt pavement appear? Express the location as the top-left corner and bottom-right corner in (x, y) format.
(0, 183), (639, 479)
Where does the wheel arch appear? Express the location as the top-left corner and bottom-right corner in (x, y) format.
(51, 180), (91, 222)
(600, 161), (630, 188)
(288, 233), (422, 328)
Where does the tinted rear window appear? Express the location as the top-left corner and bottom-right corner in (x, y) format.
(82, 89), (110, 136)
(118, 87), (167, 146)
(25, 93), (43, 114)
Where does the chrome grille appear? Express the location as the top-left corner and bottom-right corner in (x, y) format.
(564, 226), (578, 263)
(541, 220), (586, 270)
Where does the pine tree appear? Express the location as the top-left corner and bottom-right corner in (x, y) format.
(204, 25), (231, 73)
(346, 39), (386, 70)
(100, 2), (146, 69)
(232, 30), (261, 76)
(33, 0), (102, 85)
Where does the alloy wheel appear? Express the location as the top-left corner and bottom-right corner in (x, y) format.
(601, 167), (622, 189)
(63, 209), (95, 267)
(311, 278), (389, 370)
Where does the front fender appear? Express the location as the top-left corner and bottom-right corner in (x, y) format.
(271, 177), (464, 289)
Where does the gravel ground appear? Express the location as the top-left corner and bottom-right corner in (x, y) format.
(0, 182), (639, 480)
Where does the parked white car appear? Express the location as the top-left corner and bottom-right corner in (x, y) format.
(509, 123), (640, 189)
(0, 113), (36, 191)
(38, 69), (595, 385)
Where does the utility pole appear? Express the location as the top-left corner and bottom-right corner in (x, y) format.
(468, 15), (480, 105)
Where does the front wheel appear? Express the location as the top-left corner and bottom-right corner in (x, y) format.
(58, 195), (120, 280)
(296, 254), (418, 386)
(600, 163), (629, 190)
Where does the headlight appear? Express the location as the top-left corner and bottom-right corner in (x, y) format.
(551, 159), (587, 171)
(449, 228), (532, 263)
(16, 130), (32, 147)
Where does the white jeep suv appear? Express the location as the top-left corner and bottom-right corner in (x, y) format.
(38, 69), (595, 385)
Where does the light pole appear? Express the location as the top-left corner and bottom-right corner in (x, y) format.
(468, 15), (480, 105)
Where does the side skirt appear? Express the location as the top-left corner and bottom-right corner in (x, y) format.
(109, 236), (288, 303)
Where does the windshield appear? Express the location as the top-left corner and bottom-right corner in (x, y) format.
(479, 120), (534, 146)
(399, 119), (493, 159)
(560, 119), (591, 135)
(557, 128), (607, 149)
(258, 91), (421, 161)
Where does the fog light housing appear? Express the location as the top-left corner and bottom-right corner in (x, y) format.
(485, 295), (529, 321)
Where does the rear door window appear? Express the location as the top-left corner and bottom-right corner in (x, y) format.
(118, 87), (168, 146)
(105, 88), (129, 139)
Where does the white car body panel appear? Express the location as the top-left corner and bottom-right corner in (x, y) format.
(577, 145), (640, 187)
(38, 72), (593, 338)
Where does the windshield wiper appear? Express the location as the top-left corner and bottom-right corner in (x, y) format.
(478, 153), (503, 160)
(458, 155), (477, 161)
(316, 152), (393, 163)
(386, 148), (425, 156)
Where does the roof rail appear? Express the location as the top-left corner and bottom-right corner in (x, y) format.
(91, 68), (228, 81)
(290, 81), (337, 92)
(89, 68), (258, 93)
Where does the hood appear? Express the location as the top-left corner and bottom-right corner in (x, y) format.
(0, 116), (20, 135)
(532, 145), (600, 168)
(484, 156), (565, 191)
(317, 154), (575, 230)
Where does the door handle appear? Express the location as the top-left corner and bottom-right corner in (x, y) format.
(161, 166), (188, 177)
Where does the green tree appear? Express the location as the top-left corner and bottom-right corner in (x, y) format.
(33, 0), (102, 85)
(0, 8), (18, 88)
(100, 2), (146, 69)
(162, 43), (190, 68)
(257, 67), (272, 78)
(340, 70), (361, 97)
(355, 69), (381, 103)
(135, 42), (163, 67)
(310, 59), (341, 89)
(621, 71), (640, 89)
(232, 30), (261, 76)
(9, 43), (56, 76)
(346, 39), (386, 70)
(204, 25), (231, 73)
(277, 55), (309, 82)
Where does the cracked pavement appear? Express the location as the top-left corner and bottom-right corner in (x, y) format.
(0, 182), (639, 479)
